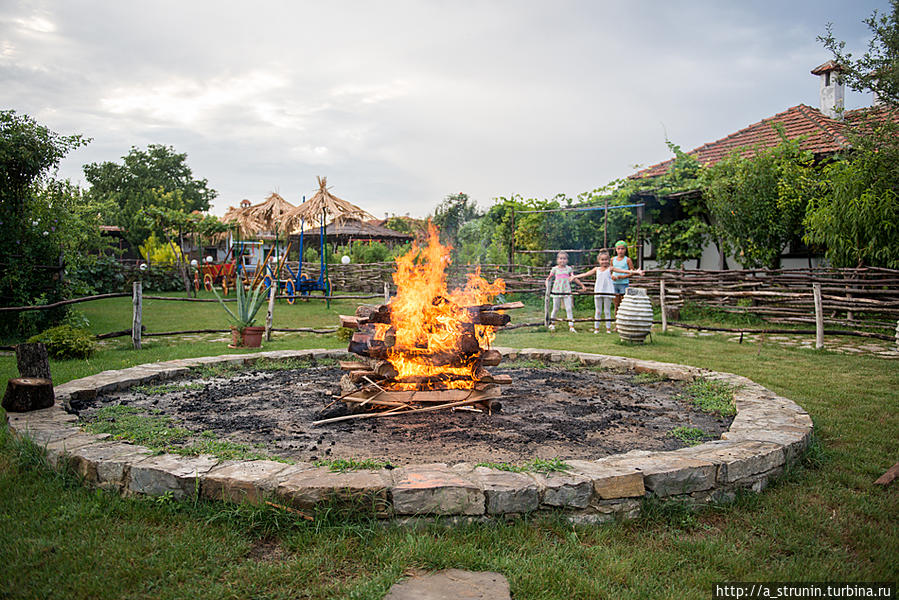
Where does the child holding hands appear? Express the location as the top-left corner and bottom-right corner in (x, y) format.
(545, 251), (586, 332)
(573, 250), (643, 333)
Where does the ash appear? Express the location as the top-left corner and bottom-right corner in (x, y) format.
(76, 364), (733, 465)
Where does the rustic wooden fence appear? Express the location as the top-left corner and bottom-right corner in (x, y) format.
(3, 263), (897, 350)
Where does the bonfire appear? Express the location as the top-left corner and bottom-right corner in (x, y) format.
(318, 223), (522, 425)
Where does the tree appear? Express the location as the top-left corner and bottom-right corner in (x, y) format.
(702, 129), (818, 269)
(819, 0), (899, 107)
(0, 111), (101, 336)
(431, 193), (481, 245)
(804, 2), (899, 268)
(84, 144), (217, 248)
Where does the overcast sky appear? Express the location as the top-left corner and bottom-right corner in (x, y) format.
(1, 0), (887, 217)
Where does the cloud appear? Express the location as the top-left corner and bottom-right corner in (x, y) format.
(0, 0), (887, 217)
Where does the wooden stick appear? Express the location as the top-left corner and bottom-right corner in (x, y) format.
(813, 282), (824, 350)
(264, 501), (313, 520)
(874, 461), (899, 486)
(312, 395), (483, 426)
(132, 281), (142, 350)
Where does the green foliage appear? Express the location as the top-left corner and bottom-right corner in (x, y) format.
(27, 324), (96, 359)
(0, 111), (102, 337)
(431, 192), (481, 245)
(702, 128), (818, 268)
(803, 119), (899, 268)
(667, 426), (707, 446)
(680, 378), (737, 417)
(819, 1), (899, 108)
(211, 282), (268, 329)
(83, 144), (217, 249)
(138, 233), (183, 266)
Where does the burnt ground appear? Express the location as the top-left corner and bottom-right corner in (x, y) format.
(75, 363), (733, 465)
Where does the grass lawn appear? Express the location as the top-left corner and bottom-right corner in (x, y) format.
(1, 295), (897, 599)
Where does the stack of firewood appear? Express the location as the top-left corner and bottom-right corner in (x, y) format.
(312, 301), (522, 426)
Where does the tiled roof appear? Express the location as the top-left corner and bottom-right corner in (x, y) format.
(629, 103), (895, 180)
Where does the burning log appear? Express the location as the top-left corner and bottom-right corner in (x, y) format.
(328, 223), (514, 423)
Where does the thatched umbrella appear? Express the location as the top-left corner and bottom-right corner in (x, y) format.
(220, 200), (259, 237)
(284, 177), (376, 307)
(241, 192), (297, 235)
(285, 176), (375, 233)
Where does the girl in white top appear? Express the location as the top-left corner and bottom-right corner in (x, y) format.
(545, 251), (585, 332)
(573, 251), (643, 333)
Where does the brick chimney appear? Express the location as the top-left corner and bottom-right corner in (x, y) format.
(811, 60), (844, 120)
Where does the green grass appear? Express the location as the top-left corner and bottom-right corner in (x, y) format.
(680, 379), (737, 417)
(82, 405), (285, 462)
(632, 371), (668, 383)
(668, 426), (708, 446)
(475, 458), (571, 474)
(313, 458), (394, 472)
(1, 294), (898, 598)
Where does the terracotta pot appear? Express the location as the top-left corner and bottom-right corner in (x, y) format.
(229, 326), (241, 348)
(616, 287), (654, 343)
(241, 326), (265, 348)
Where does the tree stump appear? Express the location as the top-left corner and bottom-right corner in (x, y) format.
(2, 378), (55, 412)
(15, 342), (52, 380)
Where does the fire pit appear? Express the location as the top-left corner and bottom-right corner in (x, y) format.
(13, 349), (813, 521)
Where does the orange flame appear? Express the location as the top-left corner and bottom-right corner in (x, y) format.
(386, 222), (505, 389)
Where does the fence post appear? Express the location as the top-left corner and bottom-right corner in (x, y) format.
(132, 280), (142, 350)
(265, 283), (276, 342)
(812, 282), (823, 350)
(659, 280), (668, 334)
(384, 282), (390, 304)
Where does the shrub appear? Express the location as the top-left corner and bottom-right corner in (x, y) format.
(28, 324), (96, 359)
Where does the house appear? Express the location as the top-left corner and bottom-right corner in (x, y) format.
(629, 61), (894, 270)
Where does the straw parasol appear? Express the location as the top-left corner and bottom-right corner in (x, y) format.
(285, 176), (375, 234)
(240, 192), (297, 235)
(220, 200), (260, 237)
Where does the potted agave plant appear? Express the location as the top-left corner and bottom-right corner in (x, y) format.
(212, 281), (269, 348)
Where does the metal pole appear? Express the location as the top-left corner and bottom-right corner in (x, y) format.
(603, 197), (608, 250)
(322, 208), (329, 309)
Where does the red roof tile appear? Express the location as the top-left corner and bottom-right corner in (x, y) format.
(629, 103), (896, 180)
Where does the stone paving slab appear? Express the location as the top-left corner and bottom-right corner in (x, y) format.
(383, 569), (511, 600)
(5, 348), (814, 522)
(394, 464), (484, 515)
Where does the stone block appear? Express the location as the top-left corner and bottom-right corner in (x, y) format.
(637, 453), (717, 496)
(202, 460), (300, 503)
(567, 459), (645, 499)
(392, 464), (484, 515)
(68, 442), (152, 484)
(128, 454), (219, 498)
(527, 471), (592, 508)
(675, 440), (784, 484)
(276, 467), (392, 512)
(465, 466), (539, 514)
